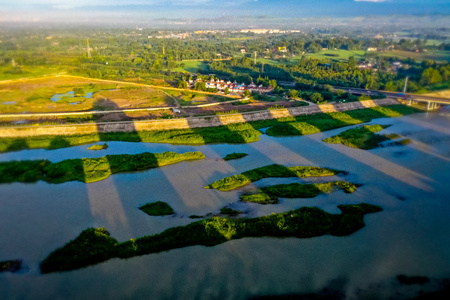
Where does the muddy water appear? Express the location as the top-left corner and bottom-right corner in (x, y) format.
(0, 108), (449, 299)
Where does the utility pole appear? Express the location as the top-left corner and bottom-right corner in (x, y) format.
(87, 39), (91, 58)
(403, 76), (408, 93)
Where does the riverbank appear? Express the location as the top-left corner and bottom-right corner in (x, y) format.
(0, 99), (398, 138)
(0, 104), (421, 153)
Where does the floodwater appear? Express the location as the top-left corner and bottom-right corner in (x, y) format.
(1, 108), (450, 299)
(50, 91), (94, 102)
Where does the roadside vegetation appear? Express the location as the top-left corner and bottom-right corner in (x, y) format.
(0, 105), (421, 153)
(223, 152), (248, 161)
(323, 124), (406, 150)
(240, 181), (359, 204)
(139, 202), (175, 216)
(0, 151), (205, 184)
(205, 164), (342, 191)
(40, 203), (382, 273)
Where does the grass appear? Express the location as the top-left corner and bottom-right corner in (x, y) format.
(241, 181), (359, 203)
(303, 50), (366, 62)
(205, 164), (342, 191)
(223, 152), (248, 161)
(0, 260), (22, 273)
(323, 124), (400, 150)
(266, 105), (420, 137)
(139, 202), (175, 216)
(87, 143), (108, 151)
(0, 151), (205, 184)
(240, 193), (278, 205)
(0, 105), (421, 153)
(376, 50), (450, 62)
(0, 76), (173, 113)
(39, 203), (382, 273)
(220, 207), (242, 216)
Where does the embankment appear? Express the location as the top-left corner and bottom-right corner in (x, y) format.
(0, 99), (397, 138)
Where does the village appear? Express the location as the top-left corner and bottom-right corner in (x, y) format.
(186, 77), (274, 94)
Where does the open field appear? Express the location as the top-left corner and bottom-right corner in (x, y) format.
(0, 65), (65, 81)
(172, 61), (208, 73)
(0, 76), (176, 114)
(303, 50), (366, 62)
(375, 50), (450, 62)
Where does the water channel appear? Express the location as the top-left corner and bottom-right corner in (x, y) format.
(1, 107), (449, 299)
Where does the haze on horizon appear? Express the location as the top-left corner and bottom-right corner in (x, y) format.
(1, 0), (449, 24)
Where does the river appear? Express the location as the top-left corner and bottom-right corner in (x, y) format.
(1, 107), (449, 299)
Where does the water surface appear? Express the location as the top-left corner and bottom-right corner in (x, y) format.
(1, 108), (449, 299)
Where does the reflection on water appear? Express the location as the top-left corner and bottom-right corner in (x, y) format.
(0, 108), (450, 299)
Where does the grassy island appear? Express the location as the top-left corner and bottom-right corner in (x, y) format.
(223, 152), (248, 161)
(87, 143), (108, 151)
(220, 207), (243, 216)
(205, 164), (342, 191)
(241, 181), (359, 204)
(139, 202), (175, 216)
(0, 151), (205, 184)
(323, 124), (403, 150)
(0, 260), (22, 273)
(0, 105), (420, 153)
(40, 203), (382, 273)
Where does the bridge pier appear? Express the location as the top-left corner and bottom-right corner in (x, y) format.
(426, 101), (440, 110)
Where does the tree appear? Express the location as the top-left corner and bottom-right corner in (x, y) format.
(243, 89), (251, 97)
(269, 79), (277, 89)
(348, 56), (357, 69)
(194, 81), (206, 91)
(420, 68), (442, 85)
(224, 87), (230, 95)
(177, 80), (187, 89)
(288, 89), (299, 98)
(311, 93), (324, 103)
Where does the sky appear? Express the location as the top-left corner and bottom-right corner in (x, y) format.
(1, 0), (449, 22)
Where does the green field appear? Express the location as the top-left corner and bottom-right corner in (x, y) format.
(173, 61), (208, 73)
(0, 66), (65, 81)
(376, 50), (450, 62)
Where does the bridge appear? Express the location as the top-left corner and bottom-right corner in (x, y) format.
(334, 87), (450, 111)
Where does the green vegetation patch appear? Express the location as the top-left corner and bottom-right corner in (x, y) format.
(139, 201), (174, 216)
(241, 181), (359, 203)
(220, 207), (242, 216)
(266, 105), (420, 137)
(206, 164), (342, 191)
(0, 260), (22, 273)
(323, 124), (401, 150)
(87, 143), (108, 151)
(240, 193), (278, 205)
(223, 152), (248, 161)
(40, 203), (382, 273)
(0, 151), (205, 184)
